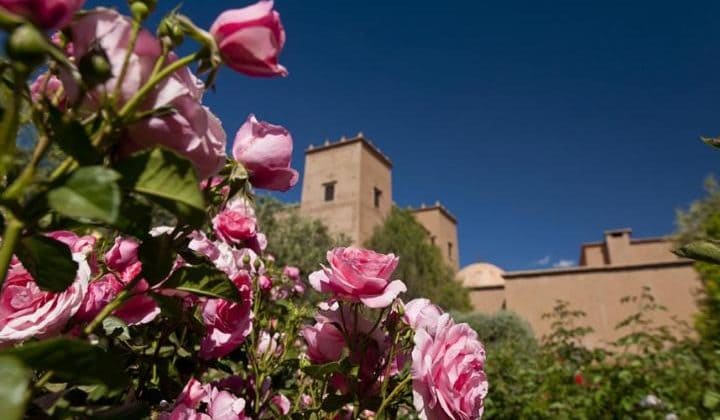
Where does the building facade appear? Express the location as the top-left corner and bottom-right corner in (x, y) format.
(299, 134), (459, 268)
(458, 229), (700, 346)
(298, 135), (700, 346)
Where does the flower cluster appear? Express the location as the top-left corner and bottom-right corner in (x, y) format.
(0, 0), (487, 418)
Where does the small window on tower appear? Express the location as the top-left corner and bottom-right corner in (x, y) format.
(448, 242), (453, 260)
(323, 182), (336, 202)
(430, 236), (436, 245)
(374, 187), (382, 208)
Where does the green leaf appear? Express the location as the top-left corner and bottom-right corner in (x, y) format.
(102, 316), (130, 341)
(47, 106), (100, 165)
(151, 293), (184, 321)
(114, 197), (153, 238)
(0, 356), (30, 420)
(1, 338), (128, 389)
(163, 265), (240, 302)
(0, 69), (21, 177)
(114, 148), (205, 225)
(674, 240), (720, 264)
(16, 235), (78, 292)
(47, 166), (121, 224)
(705, 390), (720, 409)
(139, 233), (175, 285)
(321, 393), (353, 412)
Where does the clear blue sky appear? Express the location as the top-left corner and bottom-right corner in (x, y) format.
(91, 0), (720, 270)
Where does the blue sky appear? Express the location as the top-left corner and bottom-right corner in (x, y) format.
(91, 0), (720, 270)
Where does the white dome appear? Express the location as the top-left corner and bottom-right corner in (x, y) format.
(457, 263), (506, 289)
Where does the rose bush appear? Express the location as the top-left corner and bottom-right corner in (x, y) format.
(0, 1), (488, 418)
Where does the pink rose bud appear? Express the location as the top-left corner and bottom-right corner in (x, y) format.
(309, 247), (407, 309)
(210, 0), (287, 77)
(232, 114), (298, 191)
(259, 275), (272, 291)
(0, 0), (85, 30)
(270, 394), (291, 415)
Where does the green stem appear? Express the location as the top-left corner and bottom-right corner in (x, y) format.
(0, 68), (22, 179)
(112, 20), (141, 103)
(34, 370), (54, 389)
(83, 275), (142, 337)
(2, 132), (51, 200)
(0, 215), (23, 288)
(117, 52), (200, 120)
(375, 374), (412, 419)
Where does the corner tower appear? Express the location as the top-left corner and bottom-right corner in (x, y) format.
(299, 134), (393, 245)
(412, 202), (460, 271)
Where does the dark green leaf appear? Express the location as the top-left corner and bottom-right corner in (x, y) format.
(673, 240), (720, 264)
(151, 293), (184, 321)
(47, 106), (100, 165)
(114, 197), (153, 238)
(47, 166), (121, 223)
(16, 235), (78, 292)
(0, 69), (21, 176)
(114, 148), (205, 225)
(139, 233), (175, 285)
(1, 338), (128, 389)
(0, 356), (30, 420)
(163, 265), (239, 302)
(321, 393), (353, 412)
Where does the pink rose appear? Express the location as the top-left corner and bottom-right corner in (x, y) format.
(0, 256), (89, 344)
(63, 9), (226, 178)
(257, 330), (282, 358)
(114, 294), (160, 326)
(30, 72), (66, 108)
(213, 198), (257, 245)
(232, 114), (298, 191)
(163, 378), (248, 420)
(403, 298), (443, 337)
(270, 394), (291, 416)
(309, 247), (406, 308)
(283, 265), (299, 280)
(0, 0), (84, 29)
(301, 318), (344, 364)
(199, 272), (254, 359)
(210, 0), (287, 77)
(75, 273), (123, 322)
(412, 314), (488, 420)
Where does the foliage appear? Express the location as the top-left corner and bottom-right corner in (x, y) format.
(366, 207), (471, 312)
(454, 310), (537, 354)
(255, 195), (351, 275)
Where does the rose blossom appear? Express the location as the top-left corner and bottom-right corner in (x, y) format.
(62, 8), (226, 178)
(199, 272), (254, 359)
(210, 0), (287, 77)
(403, 298), (444, 337)
(309, 247), (406, 308)
(162, 377), (248, 420)
(0, 0), (85, 29)
(232, 114), (298, 192)
(270, 394), (291, 416)
(213, 198), (257, 245)
(412, 314), (488, 420)
(0, 255), (89, 344)
(74, 273), (123, 322)
(30, 72), (66, 107)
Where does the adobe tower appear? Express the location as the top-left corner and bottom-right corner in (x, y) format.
(300, 134), (393, 246)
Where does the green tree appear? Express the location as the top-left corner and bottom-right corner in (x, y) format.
(365, 207), (471, 311)
(255, 195), (351, 275)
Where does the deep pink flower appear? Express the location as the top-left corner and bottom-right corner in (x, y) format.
(213, 198), (257, 245)
(301, 318), (344, 364)
(412, 314), (488, 420)
(199, 272), (254, 359)
(232, 114), (298, 191)
(163, 377), (248, 420)
(0, 0), (84, 29)
(309, 247), (406, 308)
(283, 265), (299, 280)
(403, 298), (444, 337)
(30, 72), (66, 107)
(62, 8), (226, 178)
(0, 256), (89, 344)
(74, 273), (123, 322)
(210, 0), (287, 77)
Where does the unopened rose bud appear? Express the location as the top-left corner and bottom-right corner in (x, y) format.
(129, 1), (151, 20)
(78, 44), (112, 88)
(6, 24), (48, 69)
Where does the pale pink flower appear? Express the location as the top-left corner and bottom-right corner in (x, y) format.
(309, 247), (406, 308)
(63, 8), (226, 178)
(210, 0), (287, 77)
(257, 330), (282, 358)
(30, 72), (66, 107)
(412, 314), (488, 420)
(0, 0), (84, 29)
(282, 265), (299, 280)
(403, 298), (444, 337)
(270, 394), (291, 415)
(74, 273), (123, 322)
(0, 255), (89, 344)
(232, 114), (298, 191)
(163, 377), (248, 420)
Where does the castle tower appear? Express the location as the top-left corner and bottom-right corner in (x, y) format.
(412, 202), (460, 271)
(300, 134), (393, 245)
